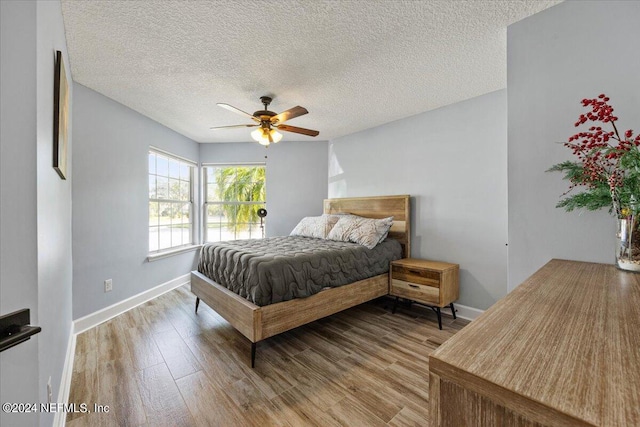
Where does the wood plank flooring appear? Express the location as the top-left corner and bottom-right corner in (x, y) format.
(67, 285), (468, 426)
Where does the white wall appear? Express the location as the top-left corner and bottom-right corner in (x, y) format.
(0, 2), (40, 426)
(329, 90), (508, 310)
(200, 141), (329, 237)
(1, 1), (74, 426)
(72, 84), (200, 319)
(507, 0), (640, 289)
(36, 2), (74, 425)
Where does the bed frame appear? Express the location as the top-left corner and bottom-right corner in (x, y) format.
(191, 195), (411, 367)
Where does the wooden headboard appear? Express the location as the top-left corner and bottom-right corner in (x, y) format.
(323, 195), (411, 258)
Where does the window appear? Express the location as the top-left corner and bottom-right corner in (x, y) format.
(204, 164), (266, 242)
(148, 149), (195, 253)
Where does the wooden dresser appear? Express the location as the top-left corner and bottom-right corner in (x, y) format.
(429, 259), (640, 426)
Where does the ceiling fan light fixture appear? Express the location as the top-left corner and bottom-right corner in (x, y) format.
(251, 127), (282, 146)
(270, 129), (283, 143)
(251, 127), (270, 145)
(251, 127), (266, 144)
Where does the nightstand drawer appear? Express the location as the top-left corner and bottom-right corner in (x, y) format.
(391, 279), (440, 304)
(392, 265), (440, 287)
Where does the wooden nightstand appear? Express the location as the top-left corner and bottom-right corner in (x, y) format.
(389, 258), (459, 329)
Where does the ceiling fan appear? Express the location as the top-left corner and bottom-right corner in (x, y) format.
(210, 96), (320, 146)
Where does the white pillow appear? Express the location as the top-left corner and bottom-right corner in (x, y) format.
(326, 215), (394, 249)
(290, 214), (340, 239)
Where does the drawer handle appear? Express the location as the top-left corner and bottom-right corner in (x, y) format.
(408, 284), (419, 289)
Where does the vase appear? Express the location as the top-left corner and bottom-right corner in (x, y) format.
(616, 215), (640, 272)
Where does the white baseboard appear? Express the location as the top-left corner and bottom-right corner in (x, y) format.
(53, 325), (76, 427)
(73, 273), (190, 334)
(441, 303), (484, 321)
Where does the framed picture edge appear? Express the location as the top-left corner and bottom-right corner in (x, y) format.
(53, 49), (68, 180)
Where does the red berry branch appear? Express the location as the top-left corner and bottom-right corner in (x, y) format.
(567, 95), (638, 188)
(549, 94), (640, 216)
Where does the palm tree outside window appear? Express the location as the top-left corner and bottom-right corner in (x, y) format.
(203, 164), (266, 242)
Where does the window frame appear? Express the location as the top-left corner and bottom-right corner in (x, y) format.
(202, 162), (267, 243)
(148, 147), (198, 257)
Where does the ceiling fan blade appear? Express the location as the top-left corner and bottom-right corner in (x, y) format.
(217, 103), (259, 122)
(270, 106), (308, 124)
(209, 124), (258, 130)
(276, 124), (319, 137)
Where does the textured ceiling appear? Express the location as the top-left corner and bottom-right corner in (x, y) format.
(60, 0), (561, 143)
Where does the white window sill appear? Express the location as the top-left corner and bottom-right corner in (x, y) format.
(147, 244), (202, 262)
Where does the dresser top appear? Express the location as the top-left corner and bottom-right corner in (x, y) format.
(430, 259), (640, 426)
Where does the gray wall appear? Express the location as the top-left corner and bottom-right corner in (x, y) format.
(329, 90), (508, 310)
(200, 141), (329, 237)
(1, 1), (74, 426)
(72, 84), (200, 319)
(0, 2), (40, 426)
(36, 2), (74, 426)
(507, 0), (640, 290)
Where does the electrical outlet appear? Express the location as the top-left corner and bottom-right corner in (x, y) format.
(47, 376), (52, 404)
(104, 279), (113, 292)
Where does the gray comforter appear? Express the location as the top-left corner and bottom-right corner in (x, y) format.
(197, 236), (402, 306)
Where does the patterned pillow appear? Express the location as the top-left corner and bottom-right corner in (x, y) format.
(290, 214), (341, 239)
(326, 215), (394, 249)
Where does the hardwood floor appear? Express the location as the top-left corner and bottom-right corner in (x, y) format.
(67, 285), (468, 426)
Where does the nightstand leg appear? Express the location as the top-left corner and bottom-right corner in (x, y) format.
(251, 342), (257, 368)
(436, 307), (442, 330)
(450, 302), (456, 319)
(195, 297), (200, 313)
(392, 297), (399, 314)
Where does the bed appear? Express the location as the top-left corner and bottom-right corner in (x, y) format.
(190, 195), (411, 367)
